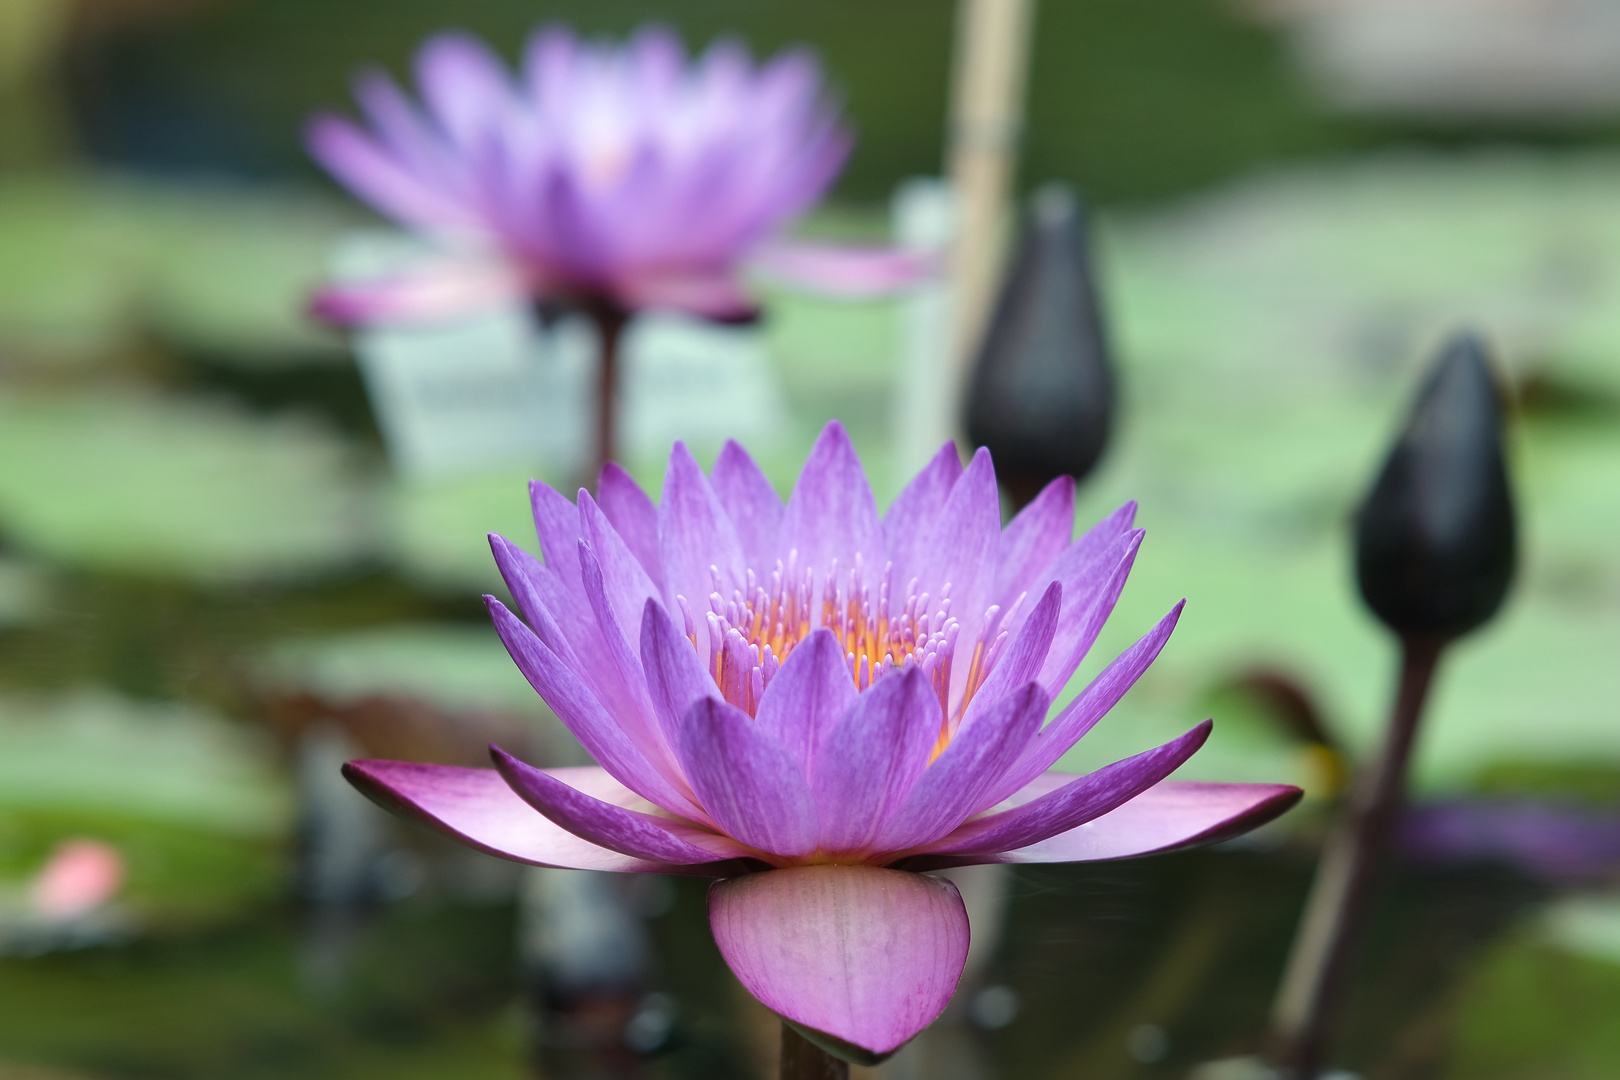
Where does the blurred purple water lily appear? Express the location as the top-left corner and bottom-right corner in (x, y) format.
(345, 423), (1301, 1060)
(307, 25), (923, 324)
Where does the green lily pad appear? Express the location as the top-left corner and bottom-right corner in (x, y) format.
(0, 390), (374, 582)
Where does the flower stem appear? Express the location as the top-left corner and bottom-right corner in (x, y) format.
(780, 1024), (849, 1080)
(1267, 633), (1445, 1078)
(589, 305), (629, 485)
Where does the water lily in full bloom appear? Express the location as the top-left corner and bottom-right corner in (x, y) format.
(307, 25), (922, 325)
(345, 423), (1301, 1061)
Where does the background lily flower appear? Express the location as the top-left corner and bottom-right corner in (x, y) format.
(307, 25), (924, 326)
(345, 422), (1301, 1062)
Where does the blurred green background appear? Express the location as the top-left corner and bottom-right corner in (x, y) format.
(3, 0), (1620, 1078)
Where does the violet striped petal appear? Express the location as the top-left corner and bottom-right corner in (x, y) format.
(490, 746), (750, 864)
(995, 476), (1075, 605)
(344, 759), (684, 873)
(1036, 529), (1144, 693)
(812, 666), (938, 854)
(680, 697), (818, 857)
(640, 597), (719, 751)
(902, 780), (1303, 870)
(489, 532), (625, 707)
(955, 581), (1061, 733)
(710, 439), (783, 570)
(579, 492), (662, 643)
(988, 600), (1184, 805)
(1003, 502), (1137, 633)
(919, 449), (1002, 662)
(487, 596), (701, 818)
(923, 721), (1213, 858)
(778, 421), (882, 586)
(874, 682), (1050, 852)
(660, 441), (749, 658)
(709, 865), (969, 1062)
(754, 627), (857, 776)
(597, 462), (665, 590)
(530, 480), (585, 579)
(882, 441), (963, 587)
(305, 116), (461, 231)
(574, 543), (671, 765)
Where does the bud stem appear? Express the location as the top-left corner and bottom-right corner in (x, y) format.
(589, 305), (629, 486)
(1267, 633), (1446, 1078)
(780, 1023), (849, 1080)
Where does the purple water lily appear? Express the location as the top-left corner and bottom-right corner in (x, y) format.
(307, 24), (919, 325)
(345, 422), (1301, 1061)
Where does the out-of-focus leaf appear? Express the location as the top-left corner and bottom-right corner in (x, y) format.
(0, 174), (354, 368)
(0, 390), (374, 582)
(0, 690), (292, 921)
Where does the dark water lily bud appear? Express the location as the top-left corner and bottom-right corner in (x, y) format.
(1356, 332), (1517, 640)
(965, 183), (1115, 506)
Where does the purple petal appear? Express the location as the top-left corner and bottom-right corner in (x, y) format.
(489, 532), (624, 706)
(343, 759), (688, 873)
(640, 597), (720, 752)
(487, 596), (702, 818)
(490, 745), (749, 864)
(709, 865), (969, 1060)
(753, 627), (858, 775)
(812, 666), (938, 855)
(579, 492), (662, 643)
(956, 581), (1061, 732)
(874, 683), (1050, 852)
(530, 480), (585, 579)
(597, 462), (665, 590)
(414, 33), (513, 151)
(679, 698), (817, 857)
(305, 115), (464, 232)
(307, 259), (523, 325)
(574, 542), (672, 764)
(1035, 529), (1144, 693)
(750, 239), (934, 296)
(659, 441), (749, 658)
(995, 476), (1075, 605)
(924, 721), (1214, 857)
(1006, 501), (1136, 626)
(989, 600), (1184, 804)
(901, 779), (1302, 870)
(918, 449), (1002, 663)
(710, 439), (783, 570)
(778, 421), (882, 588)
(882, 442), (963, 589)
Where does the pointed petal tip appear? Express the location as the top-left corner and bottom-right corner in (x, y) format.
(708, 865), (969, 1060)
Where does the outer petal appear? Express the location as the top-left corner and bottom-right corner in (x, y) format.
(597, 462), (665, 590)
(710, 439), (783, 570)
(812, 666), (938, 854)
(899, 779), (1302, 870)
(921, 721), (1214, 858)
(579, 493), (662, 643)
(487, 596), (701, 817)
(343, 759), (696, 873)
(750, 239), (934, 297)
(490, 746), (751, 864)
(989, 600), (1184, 804)
(881, 442), (963, 591)
(680, 698), (818, 857)
(708, 865), (969, 1062)
(754, 627), (858, 775)
(778, 421), (882, 588)
(919, 449), (1003, 712)
(308, 259), (524, 325)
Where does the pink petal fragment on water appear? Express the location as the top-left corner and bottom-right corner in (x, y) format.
(708, 864), (969, 1062)
(29, 839), (124, 920)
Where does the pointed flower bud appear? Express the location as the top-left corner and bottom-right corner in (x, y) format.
(965, 184), (1116, 505)
(1355, 332), (1517, 640)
